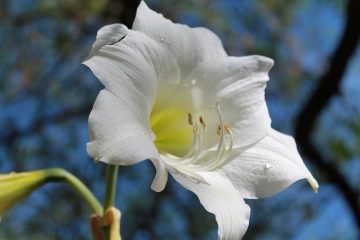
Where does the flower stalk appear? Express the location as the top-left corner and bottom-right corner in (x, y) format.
(103, 165), (120, 240)
(103, 165), (118, 209)
(45, 168), (103, 215)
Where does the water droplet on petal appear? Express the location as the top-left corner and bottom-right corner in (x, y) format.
(191, 79), (196, 85)
(265, 162), (272, 169)
(160, 36), (165, 42)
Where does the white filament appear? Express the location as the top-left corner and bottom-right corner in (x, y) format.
(163, 103), (234, 183)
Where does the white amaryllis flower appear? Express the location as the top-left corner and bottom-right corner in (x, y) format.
(84, 2), (318, 239)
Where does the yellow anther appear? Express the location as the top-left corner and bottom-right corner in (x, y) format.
(216, 123), (221, 136)
(199, 116), (206, 128)
(224, 123), (232, 134)
(187, 113), (193, 126)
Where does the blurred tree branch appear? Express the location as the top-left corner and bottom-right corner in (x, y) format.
(101, 0), (141, 27)
(295, 0), (360, 228)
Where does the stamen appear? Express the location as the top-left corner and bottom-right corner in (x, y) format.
(181, 121), (198, 160)
(224, 123), (233, 151)
(216, 124), (221, 136)
(190, 116), (207, 165)
(224, 123), (231, 134)
(167, 113), (199, 163)
(187, 113), (193, 125)
(205, 103), (229, 170)
(213, 103), (226, 160)
(199, 116), (206, 151)
(161, 105), (234, 182)
(192, 123), (203, 160)
(199, 116), (206, 128)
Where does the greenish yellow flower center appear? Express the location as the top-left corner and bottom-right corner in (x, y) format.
(150, 102), (235, 176)
(150, 104), (193, 157)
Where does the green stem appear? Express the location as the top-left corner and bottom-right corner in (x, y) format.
(45, 168), (103, 215)
(103, 165), (119, 240)
(104, 165), (119, 209)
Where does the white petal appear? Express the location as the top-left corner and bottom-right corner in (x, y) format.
(219, 128), (318, 199)
(133, 1), (227, 77)
(83, 24), (180, 117)
(87, 89), (159, 165)
(149, 158), (168, 192)
(85, 24), (128, 61)
(171, 171), (250, 240)
(83, 24), (182, 164)
(164, 55), (274, 148)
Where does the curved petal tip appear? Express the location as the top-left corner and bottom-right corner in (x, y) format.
(83, 24), (128, 62)
(252, 55), (274, 72)
(150, 158), (169, 192)
(307, 177), (319, 193)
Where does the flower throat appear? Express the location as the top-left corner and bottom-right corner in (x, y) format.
(150, 103), (234, 175)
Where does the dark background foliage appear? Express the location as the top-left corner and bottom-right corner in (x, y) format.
(0, 0), (359, 239)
